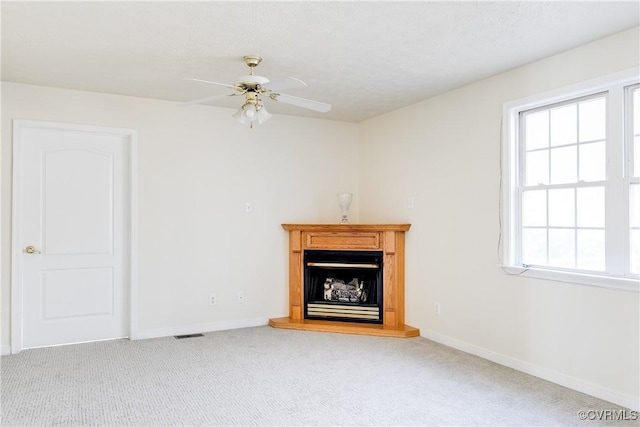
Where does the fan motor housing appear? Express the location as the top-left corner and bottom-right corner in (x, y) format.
(237, 75), (269, 91)
(243, 55), (262, 68)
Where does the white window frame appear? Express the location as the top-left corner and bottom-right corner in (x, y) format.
(501, 68), (639, 292)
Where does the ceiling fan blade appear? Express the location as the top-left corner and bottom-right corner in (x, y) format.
(185, 93), (240, 105)
(268, 93), (331, 113)
(185, 78), (240, 91)
(262, 77), (307, 92)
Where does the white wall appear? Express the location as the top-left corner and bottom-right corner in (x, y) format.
(358, 27), (639, 409)
(1, 83), (360, 341)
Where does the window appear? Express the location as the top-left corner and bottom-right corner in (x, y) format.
(502, 69), (639, 291)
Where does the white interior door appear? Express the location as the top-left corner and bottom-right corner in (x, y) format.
(12, 120), (135, 350)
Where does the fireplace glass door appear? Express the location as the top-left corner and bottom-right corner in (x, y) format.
(304, 250), (383, 324)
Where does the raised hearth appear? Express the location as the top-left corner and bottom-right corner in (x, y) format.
(269, 224), (419, 338)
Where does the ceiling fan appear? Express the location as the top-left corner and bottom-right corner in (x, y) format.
(186, 55), (332, 126)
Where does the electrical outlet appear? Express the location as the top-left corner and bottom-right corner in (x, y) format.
(237, 292), (245, 303)
(209, 294), (217, 306)
(435, 302), (441, 315)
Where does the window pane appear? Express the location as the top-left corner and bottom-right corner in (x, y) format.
(631, 183), (640, 229)
(526, 150), (549, 185)
(550, 145), (577, 184)
(633, 87), (639, 178)
(549, 229), (575, 268)
(578, 97), (606, 142)
(630, 183), (639, 275)
(634, 88), (639, 135)
(525, 111), (549, 150)
(549, 188), (574, 227)
(523, 228), (547, 266)
(634, 136), (639, 178)
(631, 229), (640, 275)
(577, 229), (605, 271)
(523, 190), (546, 226)
(550, 104), (577, 147)
(577, 187), (605, 228)
(579, 141), (606, 182)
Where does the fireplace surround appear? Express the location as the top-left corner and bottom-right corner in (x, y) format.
(269, 224), (419, 338)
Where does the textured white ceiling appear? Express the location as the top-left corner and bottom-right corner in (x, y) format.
(2, 1), (638, 122)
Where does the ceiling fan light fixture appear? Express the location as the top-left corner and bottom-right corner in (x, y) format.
(233, 101), (271, 125)
(244, 103), (257, 118)
(256, 105), (272, 124)
(233, 105), (250, 124)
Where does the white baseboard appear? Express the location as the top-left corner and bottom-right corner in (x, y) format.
(421, 329), (639, 411)
(1, 345), (11, 356)
(135, 317), (269, 341)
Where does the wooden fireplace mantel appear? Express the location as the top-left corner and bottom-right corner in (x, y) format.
(269, 224), (420, 338)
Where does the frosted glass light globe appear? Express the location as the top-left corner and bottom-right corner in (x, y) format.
(245, 105), (256, 118)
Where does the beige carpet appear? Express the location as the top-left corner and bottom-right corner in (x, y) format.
(0, 326), (636, 426)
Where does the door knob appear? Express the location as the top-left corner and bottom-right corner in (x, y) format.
(25, 245), (41, 254)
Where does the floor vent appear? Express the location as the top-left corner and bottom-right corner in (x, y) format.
(174, 334), (204, 339)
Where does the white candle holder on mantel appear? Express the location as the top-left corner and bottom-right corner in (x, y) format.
(337, 193), (353, 223)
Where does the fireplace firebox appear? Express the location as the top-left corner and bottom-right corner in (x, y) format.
(304, 250), (383, 323)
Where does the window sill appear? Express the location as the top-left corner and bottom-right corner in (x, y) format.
(501, 265), (639, 292)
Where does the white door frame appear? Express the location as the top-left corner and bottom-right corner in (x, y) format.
(11, 120), (138, 354)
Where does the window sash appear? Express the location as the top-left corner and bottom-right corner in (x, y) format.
(519, 93), (608, 187)
(625, 84), (640, 276)
(518, 184), (607, 273)
(626, 84), (639, 179)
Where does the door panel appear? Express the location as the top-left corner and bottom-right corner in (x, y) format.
(42, 268), (114, 319)
(44, 148), (114, 255)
